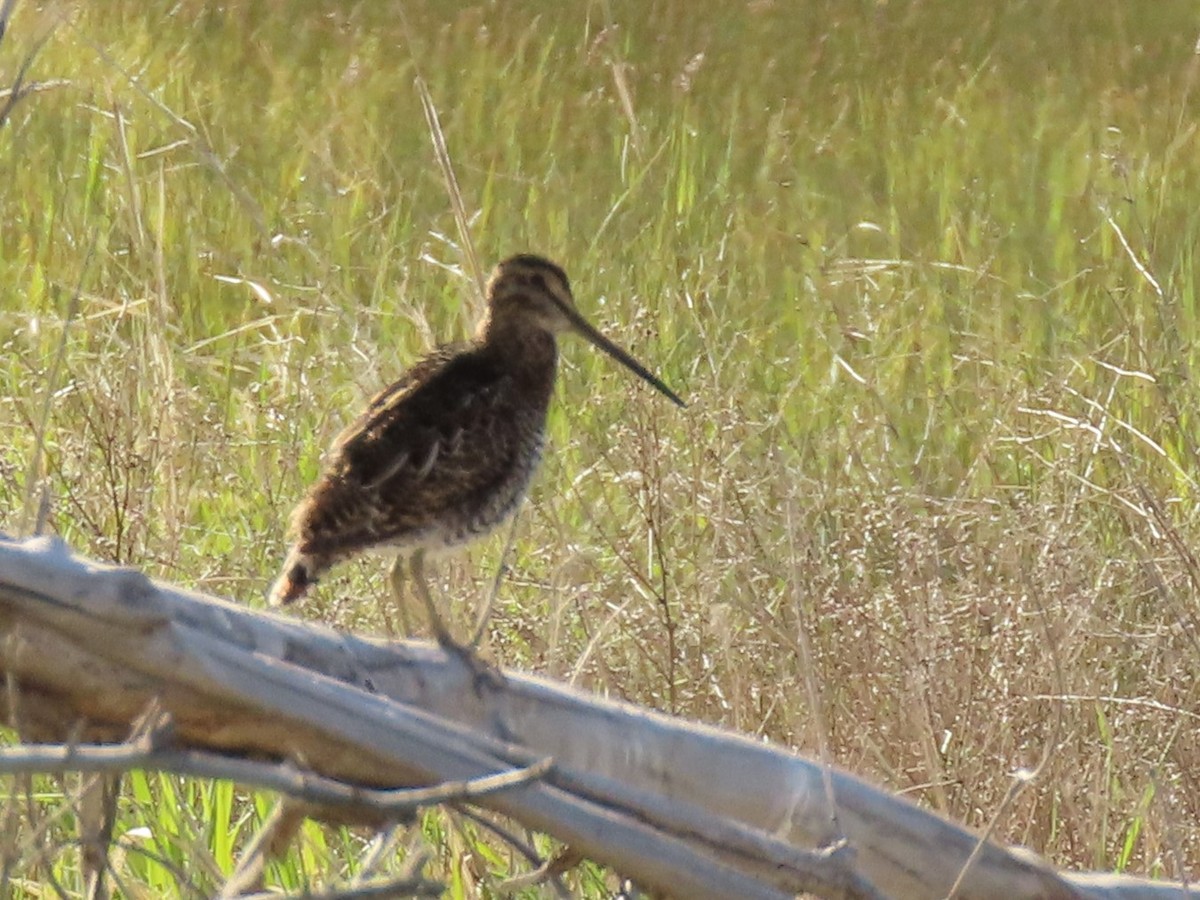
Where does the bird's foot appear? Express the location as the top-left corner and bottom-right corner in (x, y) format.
(434, 630), (505, 692)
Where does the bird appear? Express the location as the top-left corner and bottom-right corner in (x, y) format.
(267, 254), (684, 655)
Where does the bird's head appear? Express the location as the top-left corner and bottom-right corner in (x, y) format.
(484, 254), (685, 408)
(486, 254), (580, 335)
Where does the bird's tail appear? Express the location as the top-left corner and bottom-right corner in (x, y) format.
(268, 548), (319, 607)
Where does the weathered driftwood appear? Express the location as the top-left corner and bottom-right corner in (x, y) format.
(0, 535), (1192, 899)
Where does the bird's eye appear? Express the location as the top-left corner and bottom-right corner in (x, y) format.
(530, 273), (547, 291)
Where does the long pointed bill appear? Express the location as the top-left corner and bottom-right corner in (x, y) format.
(563, 306), (686, 408)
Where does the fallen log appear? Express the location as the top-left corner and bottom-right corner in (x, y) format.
(0, 535), (1192, 899)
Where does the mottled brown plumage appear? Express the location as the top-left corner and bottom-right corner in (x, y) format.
(268, 254), (683, 644)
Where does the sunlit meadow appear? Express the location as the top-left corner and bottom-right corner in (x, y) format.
(1, 0), (1198, 893)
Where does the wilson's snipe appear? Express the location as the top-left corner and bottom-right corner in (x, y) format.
(268, 254), (684, 652)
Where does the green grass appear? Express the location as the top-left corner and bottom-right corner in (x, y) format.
(2, 0), (1200, 894)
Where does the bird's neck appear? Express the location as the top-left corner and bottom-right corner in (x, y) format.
(477, 314), (559, 381)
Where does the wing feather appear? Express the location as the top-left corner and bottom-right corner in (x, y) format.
(290, 341), (531, 554)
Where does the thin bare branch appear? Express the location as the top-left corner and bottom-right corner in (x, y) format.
(495, 844), (582, 896)
(454, 806), (571, 898)
(0, 77), (69, 100)
(0, 742), (553, 815)
(236, 876), (444, 899)
(0, 2), (60, 131)
(219, 799), (306, 898)
(0, 0), (15, 44)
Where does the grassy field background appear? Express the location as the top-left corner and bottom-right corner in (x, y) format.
(2, 0), (1199, 894)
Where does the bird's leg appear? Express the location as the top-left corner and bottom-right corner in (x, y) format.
(410, 549), (502, 686)
(387, 555), (412, 638)
(408, 548), (456, 647)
